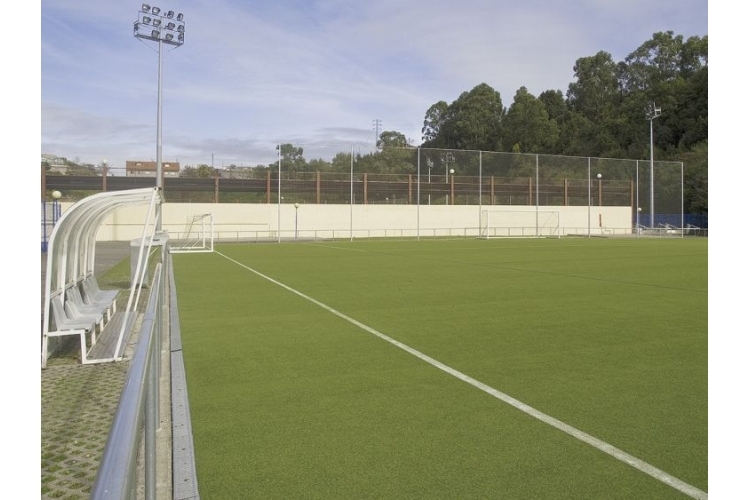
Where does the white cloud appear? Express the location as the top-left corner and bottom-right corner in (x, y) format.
(40, 0), (708, 169)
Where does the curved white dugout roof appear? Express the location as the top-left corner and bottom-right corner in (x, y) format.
(42, 188), (162, 366)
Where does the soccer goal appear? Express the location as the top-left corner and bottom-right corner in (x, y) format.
(479, 209), (560, 239)
(170, 213), (214, 253)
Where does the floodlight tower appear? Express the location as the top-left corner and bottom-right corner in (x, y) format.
(134, 4), (185, 229)
(646, 102), (661, 228)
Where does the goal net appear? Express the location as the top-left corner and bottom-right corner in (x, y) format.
(170, 213), (214, 253)
(479, 209), (560, 239)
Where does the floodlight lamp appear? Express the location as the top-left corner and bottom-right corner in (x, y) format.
(165, 33), (174, 41)
(151, 6), (160, 15)
(167, 10), (174, 18)
(142, 15), (151, 24)
(153, 19), (161, 26)
(178, 33), (184, 42)
(176, 13), (184, 21)
(177, 25), (184, 32)
(133, 22), (140, 33)
(166, 22), (175, 30)
(151, 29), (159, 37)
(142, 4), (150, 12)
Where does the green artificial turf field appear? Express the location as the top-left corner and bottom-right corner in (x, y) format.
(173, 237), (707, 499)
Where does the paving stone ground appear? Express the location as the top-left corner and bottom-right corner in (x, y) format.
(41, 242), (135, 500)
(41, 360), (130, 499)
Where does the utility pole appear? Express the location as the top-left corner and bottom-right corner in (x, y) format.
(373, 119), (382, 148)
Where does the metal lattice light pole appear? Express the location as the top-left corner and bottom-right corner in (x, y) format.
(134, 4), (185, 229)
(646, 102), (661, 228)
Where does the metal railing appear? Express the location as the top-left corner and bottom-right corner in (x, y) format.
(90, 256), (165, 499)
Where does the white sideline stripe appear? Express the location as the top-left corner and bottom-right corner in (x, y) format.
(217, 251), (708, 500)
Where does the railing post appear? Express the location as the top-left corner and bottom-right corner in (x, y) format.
(146, 335), (157, 500)
(90, 262), (164, 500)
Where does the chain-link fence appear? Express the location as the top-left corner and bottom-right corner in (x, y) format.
(43, 146), (697, 230)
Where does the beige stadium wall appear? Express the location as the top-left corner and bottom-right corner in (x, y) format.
(75, 202), (634, 242)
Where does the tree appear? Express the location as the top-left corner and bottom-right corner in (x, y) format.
(614, 32), (708, 157)
(502, 87), (559, 153)
(378, 130), (409, 149)
(552, 112), (590, 157)
(566, 51), (624, 156)
(423, 83), (505, 151)
(621, 31), (702, 94)
(421, 100), (449, 146)
(330, 151), (354, 173)
(538, 89), (568, 123)
(567, 51), (620, 123)
(678, 140), (708, 214)
(678, 35), (708, 75)
(447, 83), (505, 151)
(676, 66), (708, 149)
(197, 164), (214, 178)
(308, 158), (332, 171)
(272, 143), (307, 171)
(536, 90), (570, 154)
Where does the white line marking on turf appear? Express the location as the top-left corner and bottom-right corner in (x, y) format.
(217, 251), (707, 500)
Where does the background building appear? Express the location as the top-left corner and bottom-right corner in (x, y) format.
(125, 161), (180, 178)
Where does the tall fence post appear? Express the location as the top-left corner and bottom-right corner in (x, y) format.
(266, 171), (271, 204)
(316, 171), (321, 205)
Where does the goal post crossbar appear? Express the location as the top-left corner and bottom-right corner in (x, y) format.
(169, 213), (215, 253)
(479, 209), (560, 239)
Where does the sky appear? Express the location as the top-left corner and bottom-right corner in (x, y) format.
(37, 0), (709, 174)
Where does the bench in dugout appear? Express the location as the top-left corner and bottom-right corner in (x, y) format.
(46, 278), (136, 365)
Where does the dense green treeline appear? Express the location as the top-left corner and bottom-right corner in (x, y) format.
(422, 31), (707, 158)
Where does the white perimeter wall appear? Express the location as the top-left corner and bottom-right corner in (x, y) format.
(66, 202), (634, 242)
